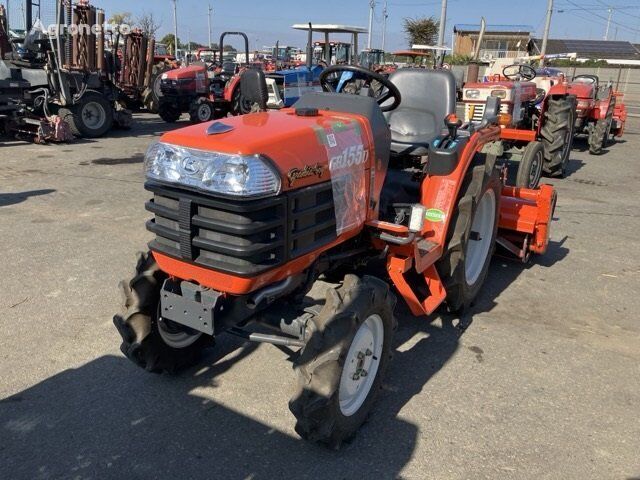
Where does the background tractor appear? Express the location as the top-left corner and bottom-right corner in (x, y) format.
(157, 31), (250, 123)
(566, 74), (626, 155)
(462, 63), (576, 186)
(0, 0), (155, 142)
(114, 64), (557, 448)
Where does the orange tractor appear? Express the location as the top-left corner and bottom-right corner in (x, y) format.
(114, 65), (557, 447)
(566, 74), (627, 155)
(462, 64), (576, 187)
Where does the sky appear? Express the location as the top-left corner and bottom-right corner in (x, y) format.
(3, 0), (640, 50)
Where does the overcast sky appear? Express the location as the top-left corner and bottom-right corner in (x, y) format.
(3, 0), (639, 50)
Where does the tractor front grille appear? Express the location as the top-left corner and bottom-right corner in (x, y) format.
(464, 102), (511, 123)
(145, 181), (337, 276)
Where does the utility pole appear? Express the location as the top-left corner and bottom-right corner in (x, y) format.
(367, 0), (375, 50)
(208, 4), (213, 49)
(381, 0), (388, 51)
(540, 0), (553, 67)
(172, 0), (178, 56)
(437, 0), (447, 64)
(604, 7), (612, 40)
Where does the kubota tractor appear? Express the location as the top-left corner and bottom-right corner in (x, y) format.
(567, 74), (627, 155)
(463, 63), (576, 186)
(114, 65), (557, 448)
(157, 32), (251, 123)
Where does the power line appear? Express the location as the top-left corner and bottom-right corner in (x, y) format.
(564, 0), (640, 35)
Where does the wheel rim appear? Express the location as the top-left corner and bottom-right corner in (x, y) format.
(465, 189), (496, 285)
(158, 318), (202, 349)
(528, 149), (543, 188)
(198, 104), (212, 121)
(82, 101), (106, 130)
(338, 314), (384, 417)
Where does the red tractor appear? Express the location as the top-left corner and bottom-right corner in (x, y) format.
(462, 64), (576, 187)
(157, 32), (251, 123)
(567, 74), (627, 155)
(114, 65), (557, 447)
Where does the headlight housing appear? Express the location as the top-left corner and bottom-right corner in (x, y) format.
(144, 142), (281, 197)
(491, 89), (507, 99)
(465, 89), (480, 99)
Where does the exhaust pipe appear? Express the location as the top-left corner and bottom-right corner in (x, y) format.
(467, 17), (486, 83)
(306, 22), (313, 70)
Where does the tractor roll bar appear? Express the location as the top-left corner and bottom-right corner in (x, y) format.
(219, 31), (250, 66)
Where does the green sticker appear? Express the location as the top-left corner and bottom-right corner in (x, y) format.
(425, 208), (446, 223)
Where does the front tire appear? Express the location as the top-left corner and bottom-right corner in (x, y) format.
(289, 275), (396, 448)
(437, 162), (501, 313)
(113, 252), (212, 374)
(189, 98), (215, 123)
(516, 141), (544, 189)
(158, 102), (182, 123)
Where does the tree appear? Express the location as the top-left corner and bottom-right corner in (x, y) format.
(223, 44), (236, 52)
(160, 33), (179, 54)
(403, 16), (439, 47)
(109, 12), (133, 26)
(137, 12), (162, 37)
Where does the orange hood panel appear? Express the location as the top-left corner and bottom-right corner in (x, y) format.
(160, 110), (375, 191)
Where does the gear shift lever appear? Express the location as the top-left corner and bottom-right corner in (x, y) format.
(444, 113), (463, 140)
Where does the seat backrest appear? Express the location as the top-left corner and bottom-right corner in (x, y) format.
(383, 69), (456, 137)
(241, 68), (268, 111)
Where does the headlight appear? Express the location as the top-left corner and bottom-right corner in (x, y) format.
(144, 143), (281, 197)
(491, 89), (507, 99)
(465, 89), (480, 99)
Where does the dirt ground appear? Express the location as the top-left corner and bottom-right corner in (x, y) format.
(1, 114), (639, 480)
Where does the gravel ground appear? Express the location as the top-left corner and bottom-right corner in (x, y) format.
(0, 114), (639, 480)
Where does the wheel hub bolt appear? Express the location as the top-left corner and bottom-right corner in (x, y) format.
(365, 349), (372, 356)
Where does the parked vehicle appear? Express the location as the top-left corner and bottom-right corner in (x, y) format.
(462, 63), (576, 186)
(567, 74), (627, 155)
(114, 65), (557, 448)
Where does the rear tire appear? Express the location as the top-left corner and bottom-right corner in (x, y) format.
(515, 141), (544, 189)
(541, 96), (575, 177)
(113, 252), (212, 374)
(436, 161), (501, 313)
(59, 91), (114, 139)
(232, 86), (253, 115)
(289, 275), (396, 448)
(143, 64), (171, 113)
(589, 99), (614, 155)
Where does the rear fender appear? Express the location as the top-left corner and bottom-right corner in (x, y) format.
(224, 75), (241, 102)
(419, 125), (501, 251)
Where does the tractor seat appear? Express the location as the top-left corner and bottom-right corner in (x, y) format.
(383, 69), (456, 156)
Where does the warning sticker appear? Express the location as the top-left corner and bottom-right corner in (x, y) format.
(314, 120), (368, 236)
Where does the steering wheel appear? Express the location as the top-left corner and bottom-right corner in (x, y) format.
(319, 64), (401, 112)
(503, 64), (536, 81)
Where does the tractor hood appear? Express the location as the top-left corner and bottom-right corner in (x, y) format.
(566, 82), (595, 99)
(164, 64), (207, 80)
(159, 109), (374, 192)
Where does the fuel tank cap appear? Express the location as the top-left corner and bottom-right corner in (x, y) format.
(295, 107), (319, 117)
